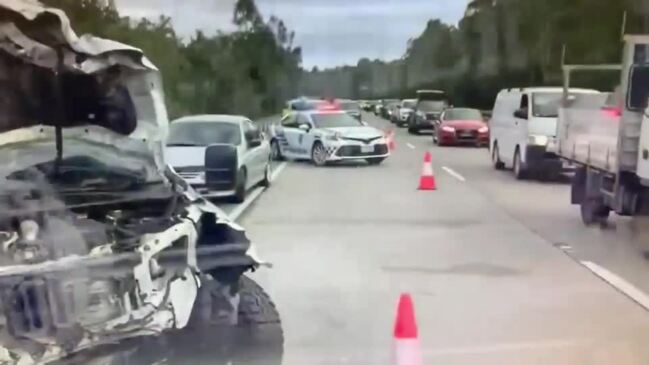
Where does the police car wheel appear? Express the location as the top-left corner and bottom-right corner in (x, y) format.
(271, 140), (283, 161)
(311, 142), (328, 166)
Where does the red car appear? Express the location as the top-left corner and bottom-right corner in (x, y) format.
(433, 108), (489, 147)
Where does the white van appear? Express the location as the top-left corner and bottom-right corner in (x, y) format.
(489, 87), (599, 179)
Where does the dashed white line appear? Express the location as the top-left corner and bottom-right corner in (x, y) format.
(406, 143), (416, 149)
(442, 166), (466, 182)
(229, 187), (265, 222)
(270, 161), (288, 181)
(580, 261), (649, 311)
(230, 161), (288, 222)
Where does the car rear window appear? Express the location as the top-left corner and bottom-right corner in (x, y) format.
(168, 121), (241, 146)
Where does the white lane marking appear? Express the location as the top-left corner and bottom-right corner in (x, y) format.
(270, 161), (288, 181)
(406, 143), (416, 149)
(229, 187), (264, 222)
(424, 339), (583, 356)
(580, 260), (649, 311)
(442, 166), (466, 182)
(230, 162), (288, 222)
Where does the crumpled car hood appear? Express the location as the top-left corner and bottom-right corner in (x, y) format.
(0, 0), (168, 173)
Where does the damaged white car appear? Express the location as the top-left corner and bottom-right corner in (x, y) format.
(0, 2), (281, 364)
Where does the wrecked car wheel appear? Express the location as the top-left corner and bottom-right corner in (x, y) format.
(174, 275), (283, 365)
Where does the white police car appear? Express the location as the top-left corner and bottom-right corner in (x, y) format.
(269, 110), (390, 165)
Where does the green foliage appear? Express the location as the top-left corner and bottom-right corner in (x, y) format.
(41, 0), (301, 119)
(305, 0), (648, 109)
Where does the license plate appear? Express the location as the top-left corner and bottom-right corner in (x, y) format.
(361, 145), (374, 153)
(460, 132), (473, 137)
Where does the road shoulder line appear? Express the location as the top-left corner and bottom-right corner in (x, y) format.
(442, 166), (466, 182)
(230, 161), (288, 222)
(580, 260), (649, 311)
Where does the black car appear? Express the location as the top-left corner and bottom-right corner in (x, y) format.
(407, 99), (449, 134)
(380, 99), (400, 119)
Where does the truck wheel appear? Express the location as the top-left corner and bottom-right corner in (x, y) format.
(580, 199), (610, 226)
(513, 148), (526, 180)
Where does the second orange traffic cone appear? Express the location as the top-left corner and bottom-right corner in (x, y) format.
(386, 129), (396, 152)
(393, 293), (423, 365)
(418, 151), (436, 190)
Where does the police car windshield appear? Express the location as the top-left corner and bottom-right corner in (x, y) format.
(340, 101), (360, 111)
(312, 113), (363, 128)
(444, 108), (482, 120)
(167, 121), (241, 146)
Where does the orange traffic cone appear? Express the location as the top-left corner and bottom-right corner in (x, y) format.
(387, 130), (396, 152)
(393, 293), (423, 365)
(418, 151), (436, 190)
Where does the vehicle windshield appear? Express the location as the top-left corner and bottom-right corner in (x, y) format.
(444, 108), (482, 120)
(402, 100), (416, 109)
(339, 101), (360, 111)
(167, 121), (241, 146)
(312, 113), (363, 128)
(532, 93), (564, 118)
(417, 100), (447, 112)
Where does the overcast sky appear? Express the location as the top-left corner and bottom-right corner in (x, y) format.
(114, 0), (468, 69)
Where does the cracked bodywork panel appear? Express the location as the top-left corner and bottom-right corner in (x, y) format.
(0, 1), (264, 363)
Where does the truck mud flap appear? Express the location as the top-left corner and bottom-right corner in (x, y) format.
(205, 144), (238, 191)
(571, 167), (586, 204)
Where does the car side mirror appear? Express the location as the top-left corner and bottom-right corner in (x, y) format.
(299, 123), (311, 132)
(514, 108), (528, 119)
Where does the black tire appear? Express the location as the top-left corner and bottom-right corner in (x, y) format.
(580, 199), (610, 226)
(311, 142), (328, 166)
(270, 139), (283, 161)
(432, 132), (439, 145)
(408, 127), (419, 135)
(513, 148), (526, 180)
(174, 276), (283, 365)
(492, 143), (505, 170)
(366, 157), (385, 165)
(259, 163), (271, 187)
(232, 169), (247, 203)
